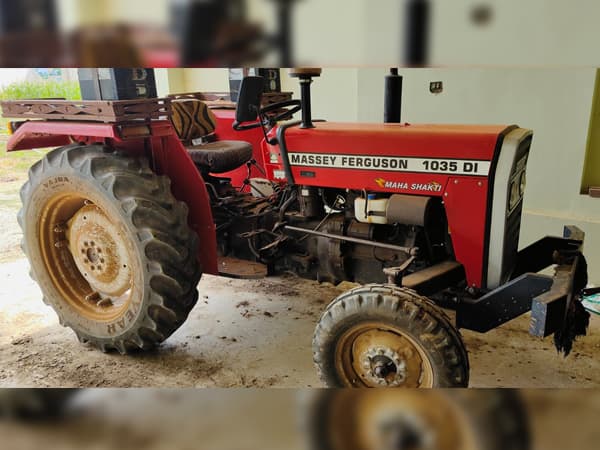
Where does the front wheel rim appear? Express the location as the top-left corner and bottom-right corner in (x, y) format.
(335, 322), (435, 388)
(324, 390), (479, 450)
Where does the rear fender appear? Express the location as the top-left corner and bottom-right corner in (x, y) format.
(8, 120), (219, 275)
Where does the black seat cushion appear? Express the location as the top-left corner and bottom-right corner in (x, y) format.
(187, 140), (253, 173)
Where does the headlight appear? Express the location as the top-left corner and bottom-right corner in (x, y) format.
(519, 171), (526, 196)
(509, 181), (520, 210)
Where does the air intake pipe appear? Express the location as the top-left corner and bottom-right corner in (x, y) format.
(289, 68), (322, 128)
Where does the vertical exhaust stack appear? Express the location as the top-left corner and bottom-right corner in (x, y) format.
(384, 68), (403, 124)
(289, 68), (322, 128)
(405, 0), (431, 66)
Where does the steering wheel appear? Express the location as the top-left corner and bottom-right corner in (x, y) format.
(233, 99), (302, 131)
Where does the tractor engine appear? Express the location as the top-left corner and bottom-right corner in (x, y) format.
(210, 180), (451, 285)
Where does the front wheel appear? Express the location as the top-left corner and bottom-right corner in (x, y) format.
(19, 144), (202, 353)
(313, 285), (469, 387)
(303, 390), (529, 450)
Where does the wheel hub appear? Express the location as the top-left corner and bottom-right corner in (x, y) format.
(67, 204), (132, 297)
(362, 348), (407, 387)
(377, 414), (431, 450)
(336, 325), (434, 388)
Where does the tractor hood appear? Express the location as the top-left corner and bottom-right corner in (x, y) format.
(284, 122), (511, 166)
(272, 121), (531, 289)
(277, 121), (515, 193)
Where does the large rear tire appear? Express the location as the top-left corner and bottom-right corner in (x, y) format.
(313, 284), (469, 387)
(19, 144), (202, 353)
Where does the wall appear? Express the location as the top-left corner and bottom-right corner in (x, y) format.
(56, 0), (169, 29)
(430, 0), (600, 66)
(155, 68), (230, 97)
(280, 69), (359, 122)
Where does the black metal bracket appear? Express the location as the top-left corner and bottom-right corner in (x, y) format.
(457, 226), (586, 335)
(457, 273), (553, 332)
(530, 251), (585, 337)
(383, 256), (416, 285)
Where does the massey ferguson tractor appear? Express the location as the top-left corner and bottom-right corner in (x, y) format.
(2, 68), (592, 388)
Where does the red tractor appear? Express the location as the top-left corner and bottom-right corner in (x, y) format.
(2, 69), (591, 388)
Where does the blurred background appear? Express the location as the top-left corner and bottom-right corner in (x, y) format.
(1, 388), (599, 450)
(1, 0), (600, 67)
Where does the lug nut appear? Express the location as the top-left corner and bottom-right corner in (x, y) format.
(97, 298), (113, 308)
(85, 292), (101, 302)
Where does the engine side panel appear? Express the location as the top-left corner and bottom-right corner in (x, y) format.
(265, 122), (515, 289)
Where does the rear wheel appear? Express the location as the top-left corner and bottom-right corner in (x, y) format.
(313, 285), (469, 387)
(304, 389), (530, 450)
(19, 144), (201, 353)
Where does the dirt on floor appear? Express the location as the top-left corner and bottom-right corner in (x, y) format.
(1, 254), (600, 388)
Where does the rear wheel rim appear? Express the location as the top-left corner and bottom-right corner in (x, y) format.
(39, 191), (134, 322)
(335, 322), (435, 388)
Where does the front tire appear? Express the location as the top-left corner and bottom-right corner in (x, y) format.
(303, 389), (529, 450)
(313, 284), (469, 387)
(19, 144), (202, 353)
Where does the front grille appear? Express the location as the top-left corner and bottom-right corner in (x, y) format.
(501, 201), (523, 283)
(500, 136), (531, 283)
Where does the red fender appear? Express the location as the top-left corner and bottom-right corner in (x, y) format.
(8, 120), (219, 275)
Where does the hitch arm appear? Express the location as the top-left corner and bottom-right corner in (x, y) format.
(530, 251), (587, 338)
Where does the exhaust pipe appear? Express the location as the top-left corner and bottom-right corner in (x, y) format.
(405, 0), (430, 66)
(384, 68), (403, 123)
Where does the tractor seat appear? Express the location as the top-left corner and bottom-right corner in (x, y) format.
(186, 140), (253, 174)
(170, 98), (253, 173)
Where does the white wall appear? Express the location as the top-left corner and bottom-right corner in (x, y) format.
(280, 69), (359, 122)
(56, 0), (169, 29)
(430, 0), (600, 66)
(292, 0), (600, 66)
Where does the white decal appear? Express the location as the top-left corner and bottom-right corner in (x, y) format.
(273, 170), (286, 179)
(288, 152), (491, 176)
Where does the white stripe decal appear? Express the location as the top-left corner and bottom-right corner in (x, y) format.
(288, 152), (491, 176)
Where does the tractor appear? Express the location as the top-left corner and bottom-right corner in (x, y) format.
(2, 68), (591, 388)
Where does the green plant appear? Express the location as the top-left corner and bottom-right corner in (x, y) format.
(0, 79), (81, 166)
(0, 80), (81, 135)
(0, 80), (81, 101)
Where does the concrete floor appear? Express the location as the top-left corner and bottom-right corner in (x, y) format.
(1, 257), (600, 388)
